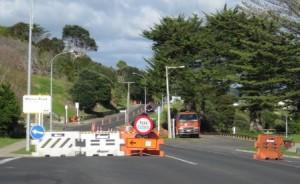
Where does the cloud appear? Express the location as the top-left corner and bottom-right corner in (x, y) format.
(0, 0), (240, 68)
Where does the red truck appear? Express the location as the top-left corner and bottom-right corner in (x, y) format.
(175, 112), (200, 138)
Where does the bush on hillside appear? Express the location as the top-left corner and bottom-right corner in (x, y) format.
(0, 83), (21, 136)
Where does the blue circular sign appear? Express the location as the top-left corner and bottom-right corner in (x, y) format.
(30, 125), (45, 140)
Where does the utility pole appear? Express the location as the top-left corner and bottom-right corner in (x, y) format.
(26, 0), (33, 152)
(121, 82), (135, 124)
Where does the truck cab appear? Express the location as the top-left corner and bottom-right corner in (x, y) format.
(175, 112), (200, 138)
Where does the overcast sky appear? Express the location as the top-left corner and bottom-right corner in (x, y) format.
(0, 0), (240, 69)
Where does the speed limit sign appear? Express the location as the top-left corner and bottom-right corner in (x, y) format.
(133, 115), (154, 135)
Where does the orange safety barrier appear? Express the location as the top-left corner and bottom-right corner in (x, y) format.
(253, 134), (284, 160)
(120, 127), (165, 157)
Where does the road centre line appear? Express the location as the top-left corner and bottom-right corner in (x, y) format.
(0, 157), (20, 165)
(166, 154), (198, 165)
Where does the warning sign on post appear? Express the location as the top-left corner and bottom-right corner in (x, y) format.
(133, 115), (154, 135)
(23, 95), (51, 114)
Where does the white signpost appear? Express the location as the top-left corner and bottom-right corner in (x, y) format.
(75, 102), (79, 124)
(23, 95), (51, 114)
(65, 105), (68, 124)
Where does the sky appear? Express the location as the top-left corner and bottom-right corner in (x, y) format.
(0, 0), (240, 69)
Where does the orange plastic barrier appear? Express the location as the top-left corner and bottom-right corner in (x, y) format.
(253, 134), (284, 160)
(120, 127), (165, 157)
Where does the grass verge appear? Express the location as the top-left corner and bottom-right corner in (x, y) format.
(0, 137), (23, 148)
(13, 145), (35, 155)
(291, 134), (300, 143)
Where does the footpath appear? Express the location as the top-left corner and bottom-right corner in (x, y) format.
(0, 140), (27, 157)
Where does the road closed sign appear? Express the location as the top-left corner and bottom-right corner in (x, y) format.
(133, 115), (154, 135)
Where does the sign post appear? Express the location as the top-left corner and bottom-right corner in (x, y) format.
(23, 95), (51, 151)
(75, 102), (79, 124)
(157, 106), (160, 135)
(65, 105), (68, 124)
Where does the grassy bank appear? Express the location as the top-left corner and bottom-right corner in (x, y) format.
(32, 75), (75, 117)
(13, 145), (35, 155)
(0, 137), (23, 148)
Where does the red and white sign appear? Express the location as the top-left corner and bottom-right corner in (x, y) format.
(133, 115), (154, 135)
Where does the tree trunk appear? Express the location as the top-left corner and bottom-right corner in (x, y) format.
(249, 110), (263, 131)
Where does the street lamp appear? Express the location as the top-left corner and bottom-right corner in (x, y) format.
(25, 0), (34, 152)
(166, 65), (185, 138)
(49, 50), (78, 131)
(132, 72), (147, 113)
(278, 101), (288, 138)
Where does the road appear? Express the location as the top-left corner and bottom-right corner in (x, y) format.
(0, 135), (299, 184)
(64, 104), (145, 131)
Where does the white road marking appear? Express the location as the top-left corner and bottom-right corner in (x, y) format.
(166, 155), (198, 165)
(0, 157), (20, 165)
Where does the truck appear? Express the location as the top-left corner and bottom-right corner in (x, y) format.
(175, 112), (200, 138)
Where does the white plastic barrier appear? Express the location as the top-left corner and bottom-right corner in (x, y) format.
(80, 131), (124, 156)
(32, 131), (80, 157)
(32, 131), (124, 157)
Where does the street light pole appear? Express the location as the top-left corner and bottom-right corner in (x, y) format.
(121, 82), (135, 124)
(144, 86), (147, 112)
(285, 114), (288, 138)
(166, 66), (171, 139)
(50, 51), (75, 131)
(165, 65), (185, 139)
(26, 0), (34, 152)
(278, 101), (288, 138)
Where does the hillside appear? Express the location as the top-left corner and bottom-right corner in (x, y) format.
(0, 36), (27, 101)
(0, 36), (76, 118)
(32, 75), (75, 117)
(0, 23), (146, 122)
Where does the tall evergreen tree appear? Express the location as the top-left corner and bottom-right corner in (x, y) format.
(206, 8), (299, 129)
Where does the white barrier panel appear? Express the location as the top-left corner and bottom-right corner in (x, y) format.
(80, 131), (124, 156)
(32, 131), (124, 157)
(32, 131), (80, 157)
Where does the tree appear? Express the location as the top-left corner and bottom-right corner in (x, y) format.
(0, 84), (20, 136)
(8, 22), (48, 43)
(143, 15), (206, 103)
(205, 7), (299, 129)
(70, 69), (111, 113)
(242, 1), (300, 117)
(116, 60), (128, 70)
(242, 0), (300, 36)
(63, 25), (97, 52)
(36, 37), (64, 54)
(143, 14), (236, 131)
(116, 63), (146, 102)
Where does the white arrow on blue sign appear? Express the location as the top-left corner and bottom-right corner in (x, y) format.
(30, 125), (45, 140)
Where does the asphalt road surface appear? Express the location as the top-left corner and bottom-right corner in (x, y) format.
(1, 135), (299, 184)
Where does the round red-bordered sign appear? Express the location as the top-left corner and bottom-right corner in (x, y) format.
(133, 115), (154, 135)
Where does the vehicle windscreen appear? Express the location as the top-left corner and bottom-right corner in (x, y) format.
(179, 114), (197, 121)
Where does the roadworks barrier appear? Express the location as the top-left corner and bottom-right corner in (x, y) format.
(31, 129), (164, 157)
(253, 134), (284, 160)
(120, 127), (165, 157)
(32, 131), (124, 157)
